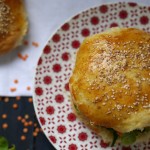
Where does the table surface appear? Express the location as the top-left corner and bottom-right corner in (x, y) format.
(0, 97), (55, 150)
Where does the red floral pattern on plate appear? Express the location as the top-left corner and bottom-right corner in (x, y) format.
(33, 2), (150, 150)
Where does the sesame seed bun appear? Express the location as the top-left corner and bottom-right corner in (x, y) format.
(0, 0), (28, 55)
(71, 100), (150, 144)
(69, 27), (150, 143)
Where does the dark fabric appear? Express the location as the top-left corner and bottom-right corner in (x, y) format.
(0, 97), (55, 150)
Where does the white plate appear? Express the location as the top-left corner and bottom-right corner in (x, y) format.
(33, 2), (150, 150)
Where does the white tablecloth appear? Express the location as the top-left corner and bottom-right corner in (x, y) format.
(0, 0), (149, 96)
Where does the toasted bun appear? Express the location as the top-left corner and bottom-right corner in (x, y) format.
(69, 27), (150, 134)
(0, 0), (28, 55)
(71, 100), (150, 144)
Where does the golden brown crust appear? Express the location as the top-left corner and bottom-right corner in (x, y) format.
(69, 27), (150, 133)
(0, 0), (28, 55)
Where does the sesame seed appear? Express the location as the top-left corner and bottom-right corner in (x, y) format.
(116, 105), (122, 111)
(106, 111), (111, 114)
(102, 102), (106, 106)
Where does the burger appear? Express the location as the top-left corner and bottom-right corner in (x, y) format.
(0, 0), (28, 55)
(69, 27), (150, 146)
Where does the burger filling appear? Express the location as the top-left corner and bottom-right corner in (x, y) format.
(108, 127), (150, 146)
(73, 104), (150, 146)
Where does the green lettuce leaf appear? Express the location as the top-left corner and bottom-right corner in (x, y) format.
(74, 104), (80, 113)
(121, 130), (140, 145)
(9, 145), (16, 150)
(107, 128), (118, 146)
(0, 136), (9, 150)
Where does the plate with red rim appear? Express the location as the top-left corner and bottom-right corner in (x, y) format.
(33, 2), (150, 150)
